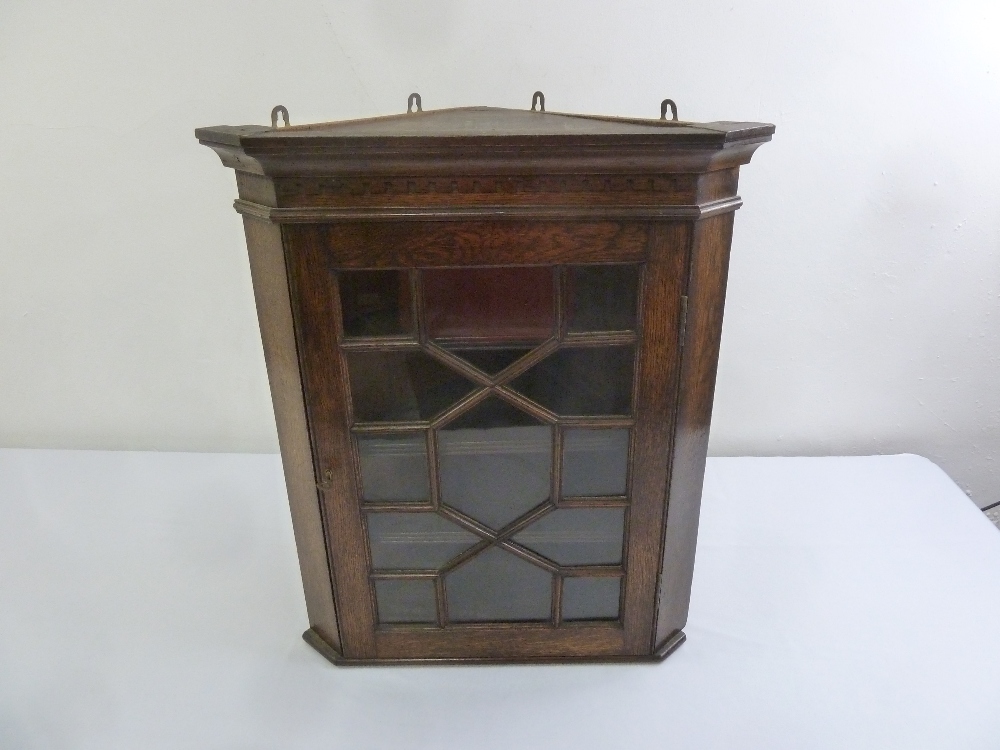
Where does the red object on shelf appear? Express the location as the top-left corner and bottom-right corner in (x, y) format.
(423, 267), (554, 343)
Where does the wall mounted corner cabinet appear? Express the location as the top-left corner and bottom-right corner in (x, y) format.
(196, 103), (773, 665)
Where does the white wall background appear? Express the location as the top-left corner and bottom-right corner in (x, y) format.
(1, 0), (998, 505)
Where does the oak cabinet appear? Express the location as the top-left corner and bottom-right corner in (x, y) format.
(196, 97), (773, 664)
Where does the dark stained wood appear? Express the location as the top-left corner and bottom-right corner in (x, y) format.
(235, 168), (740, 216)
(288, 222), (648, 269)
(241, 217), (341, 651)
(304, 626), (678, 665)
(267, 172), (703, 209)
(283, 226), (377, 658)
(197, 107), (774, 178)
(208, 142), (768, 181)
(197, 107), (772, 143)
(303, 626), (345, 663)
(222, 107), (760, 139)
(652, 629), (687, 660)
(696, 168), (739, 204)
(653, 212), (737, 646)
(375, 622), (623, 660)
(199, 102), (771, 665)
(235, 172), (277, 207)
(621, 223), (690, 654)
(232, 200), (743, 224)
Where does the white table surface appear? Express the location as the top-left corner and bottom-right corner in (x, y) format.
(2, 449), (999, 749)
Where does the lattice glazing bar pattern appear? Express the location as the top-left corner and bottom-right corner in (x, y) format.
(339, 265), (642, 627)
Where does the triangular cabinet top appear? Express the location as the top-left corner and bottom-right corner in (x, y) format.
(196, 105), (774, 176)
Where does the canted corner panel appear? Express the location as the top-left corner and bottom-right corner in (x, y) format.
(242, 216), (341, 651)
(236, 171), (278, 207)
(653, 212), (736, 646)
(281, 224), (379, 659)
(621, 221), (691, 655)
(308, 221), (649, 268)
(696, 168), (739, 204)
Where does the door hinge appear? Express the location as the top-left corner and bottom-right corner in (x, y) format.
(316, 468), (334, 492)
(679, 295), (689, 347)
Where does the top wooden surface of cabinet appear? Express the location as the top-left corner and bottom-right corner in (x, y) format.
(197, 101), (773, 664)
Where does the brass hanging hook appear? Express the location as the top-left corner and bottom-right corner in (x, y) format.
(270, 105), (290, 128)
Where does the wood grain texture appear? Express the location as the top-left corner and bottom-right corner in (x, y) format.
(696, 168), (739, 204)
(375, 623), (623, 660)
(653, 211), (737, 645)
(305, 627), (682, 665)
(245, 169), (738, 213)
(233, 199), (742, 224)
(200, 108), (767, 140)
(622, 222), (691, 654)
(201, 138), (771, 179)
(288, 221), (648, 269)
(200, 105), (770, 664)
(241, 217), (341, 651)
(269, 172), (702, 208)
(196, 109), (773, 145)
(236, 171), (277, 207)
(197, 109), (773, 179)
(283, 226), (377, 658)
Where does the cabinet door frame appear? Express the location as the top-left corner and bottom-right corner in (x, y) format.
(283, 220), (689, 662)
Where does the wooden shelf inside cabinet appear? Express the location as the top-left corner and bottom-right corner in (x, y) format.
(197, 102), (773, 665)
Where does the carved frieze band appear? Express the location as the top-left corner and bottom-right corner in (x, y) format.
(275, 173), (694, 200)
(233, 196), (743, 223)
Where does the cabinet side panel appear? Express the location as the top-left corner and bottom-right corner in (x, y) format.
(622, 222), (690, 655)
(242, 216), (341, 651)
(653, 211), (736, 647)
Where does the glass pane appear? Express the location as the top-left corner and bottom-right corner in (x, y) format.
(447, 347), (533, 376)
(562, 577), (621, 621)
(423, 267), (554, 343)
(513, 507), (625, 565)
(374, 578), (437, 624)
(509, 346), (635, 416)
(357, 433), (430, 503)
(446, 547), (551, 622)
(367, 513), (479, 570)
(566, 265), (640, 332)
(340, 270), (413, 338)
(346, 350), (477, 422)
(562, 429), (630, 496)
(438, 398), (552, 529)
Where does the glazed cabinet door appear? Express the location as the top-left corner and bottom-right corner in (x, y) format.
(283, 221), (689, 662)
